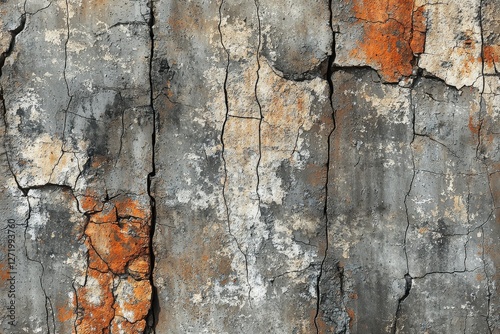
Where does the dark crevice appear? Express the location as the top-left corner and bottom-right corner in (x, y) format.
(252, 0), (263, 304)
(0, 14), (26, 78)
(314, 0), (336, 331)
(392, 274), (413, 334)
(217, 0), (251, 301)
(392, 65), (418, 334)
(145, 0), (159, 332)
(0, 12), (27, 195)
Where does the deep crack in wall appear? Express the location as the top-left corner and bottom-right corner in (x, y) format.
(0, 0), (499, 333)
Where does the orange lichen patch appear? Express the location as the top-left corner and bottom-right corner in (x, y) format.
(484, 45), (500, 71)
(350, 0), (426, 82)
(128, 255), (151, 280)
(114, 277), (152, 323)
(349, 292), (359, 300)
(86, 221), (149, 274)
(114, 197), (149, 219)
(111, 317), (147, 334)
(347, 308), (356, 329)
(410, 6), (427, 54)
(76, 269), (115, 334)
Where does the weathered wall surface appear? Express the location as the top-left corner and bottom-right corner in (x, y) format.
(0, 0), (498, 333)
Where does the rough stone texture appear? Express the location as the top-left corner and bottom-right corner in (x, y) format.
(0, 0), (499, 333)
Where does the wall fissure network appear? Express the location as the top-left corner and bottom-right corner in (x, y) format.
(1, 0), (499, 333)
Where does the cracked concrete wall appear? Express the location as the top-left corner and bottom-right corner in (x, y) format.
(0, 0), (499, 333)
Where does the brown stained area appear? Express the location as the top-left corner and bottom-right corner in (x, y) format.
(76, 269), (115, 334)
(111, 317), (147, 334)
(349, 0), (427, 82)
(484, 45), (500, 71)
(76, 194), (152, 334)
(347, 308), (356, 329)
(86, 220), (149, 274)
(468, 115), (481, 136)
(57, 295), (77, 323)
(311, 309), (335, 334)
(411, 6), (427, 54)
(114, 277), (152, 323)
(0, 260), (10, 281)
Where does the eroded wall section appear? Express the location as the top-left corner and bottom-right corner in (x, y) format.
(0, 0), (499, 333)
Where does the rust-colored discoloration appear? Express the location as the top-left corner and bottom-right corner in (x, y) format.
(85, 219), (149, 274)
(347, 307), (356, 329)
(484, 45), (500, 71)
(0, 260), (10, 281)
(128, 255), (151, 280)
(111, 318), (147, 333)
(56, 295), (76, 323)
(411, 6), (427, 54)
(76, 194), (152, 334)
(76, 269), (115, 334)
(114, 277), (152, 323)
(310, 309), (335, 334)
(115, 197), (149, 219)
(305, 163), (327, 188)
(349, 0), (427, 82)
(468, 115), (481, 136)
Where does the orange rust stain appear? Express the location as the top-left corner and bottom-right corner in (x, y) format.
(0, 261), (10, 281)
(57, 295), (76, 323)
(349, 292), (359, 300)
(76, 269), (114, 334)
(114, 197), (149, 219)
(347, 308), (356, 329)
(111, 318), (147, 333)
(350, 0), (426, 82)
(114, 277), (152, 323)
(86, 240), (109, 272)
(78, 193), (152, 333)
(410, 6), (427, 54)
(476, 273), (484, 282)
(468, 115), (480, 136)
(484, 45), (500, 70)
(90, 203), (117, 224)
(86, 221), (149, 274)
(128, 255), (151, 280)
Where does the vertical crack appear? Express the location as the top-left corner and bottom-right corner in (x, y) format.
(476, 0), (486, 159)
(145, 0), (159, 332)
(23, 196), (56, 333)
(0, 11), (27, 194)
(314, 0), (336, 332)
(251, 0), (263, 304)
(217, 0), (251, 302)
(392, 68), (418, 334)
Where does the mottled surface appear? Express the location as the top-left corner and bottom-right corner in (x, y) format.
(0, 0), (499, 333)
